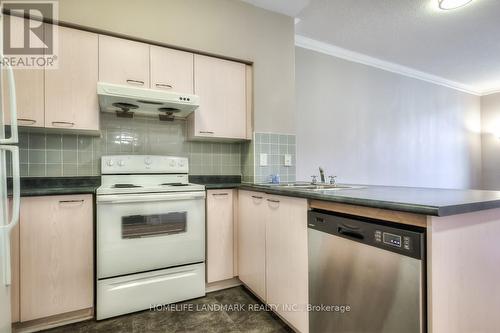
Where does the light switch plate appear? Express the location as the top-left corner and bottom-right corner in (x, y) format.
(260, 153), (268, 166)
(284, 154), (292, 166)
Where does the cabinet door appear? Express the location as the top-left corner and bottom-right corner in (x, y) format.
(150, 46), (193, 94)
(207, 189), (234, 283)
(20, 195), (93, 322)
(45, 26), (99, 131)
(2, 17), (44, 128)
(99, 35), (150, 88)
(266, 195), (309, 333)
(192, 55), (246, 139)
(238, 190), (267, 300)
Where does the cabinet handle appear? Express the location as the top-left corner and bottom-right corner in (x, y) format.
(155, 83), (173, 89)
(17, 118), (36, 125)
(267, 199), (280, 203)
(212, 193), (229, 196)
(59, 199), (84, 205)
(199, 131), (214, 135)
(251, 195), (263, 199)
(52, 121), (75, 127)
(126, 79), (145, 86)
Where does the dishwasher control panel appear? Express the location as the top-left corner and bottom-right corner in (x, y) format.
(309, 210), (424, 260)
(375, 231), (412, 251)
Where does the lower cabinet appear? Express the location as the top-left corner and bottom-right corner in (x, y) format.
(12, 194), (94, 323)
(237, 191), (267, 299)
(238, 190), (309, 333)
(206, 189), (238, 283)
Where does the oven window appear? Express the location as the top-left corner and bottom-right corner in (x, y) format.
(122, 212), (187, 239)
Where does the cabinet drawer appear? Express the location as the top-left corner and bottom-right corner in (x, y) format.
(97, 263), (205, 320)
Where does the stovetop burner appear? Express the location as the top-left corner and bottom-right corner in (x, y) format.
(160, 183), (189, 187)
(113, 184), (142, 188)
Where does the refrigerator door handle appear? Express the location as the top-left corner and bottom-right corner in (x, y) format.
(0, 63), (18, 145)
(0, 145), (20, 286)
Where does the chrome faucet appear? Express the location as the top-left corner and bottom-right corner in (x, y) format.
(319, 167), (325, 183)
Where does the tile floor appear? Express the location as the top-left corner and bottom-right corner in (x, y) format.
(43, 287), (292, 333)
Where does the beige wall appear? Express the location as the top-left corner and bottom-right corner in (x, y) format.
(481, 93), (500, 190)
(295, 47), (483, 189)
(57, 0), (295, 134)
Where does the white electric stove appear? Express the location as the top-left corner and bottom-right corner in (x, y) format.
(96, 155), (206, 320)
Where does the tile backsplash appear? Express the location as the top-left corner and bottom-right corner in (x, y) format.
(251, 132), (296, 184)
(12, 113), (242, 177)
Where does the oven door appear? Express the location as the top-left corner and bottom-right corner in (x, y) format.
(97, 191), (205, 279)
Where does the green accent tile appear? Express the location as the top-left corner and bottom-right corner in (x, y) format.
(78, 151), (93, 164)
(63, 150), (77, 163)
(77, 164), (93, 176)
(261, 133), (269, 143)
(19, 149), (28, 164)
(29, 163), (46, 177)
(62, 164), (78, 176)
(29, 150), (46, 163)
(20, 164), (28, 177)
(288, 135), (296, 145)
(46, 134), (62, 150)
(46, 150), (62, 163)
(77, 136), (93, 151)
(29, 133), (45, 149)
(62, 134), (77, 150)
(46, 164), (62, 177)
(18, 132), (29, 148)
(279, 134), (288, 145)
(271, 145), (279, 154)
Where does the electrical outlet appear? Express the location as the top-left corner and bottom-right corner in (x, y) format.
(284, 154), (292, 166)
(260, 153), (268, 166)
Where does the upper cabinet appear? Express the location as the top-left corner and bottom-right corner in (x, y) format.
(2, 17), (44, 128)
(3, 17), (99, 133)
(2, 68), (44, 128)
(45, 26), (99, 131)
(150, 46), (194, 94)
(98, 35), (150, 88)
(188, 55), (250, 141)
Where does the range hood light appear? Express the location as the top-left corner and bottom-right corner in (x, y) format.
(438, 0), (473, 10)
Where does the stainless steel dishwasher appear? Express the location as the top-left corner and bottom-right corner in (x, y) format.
(308, 210), (426, 333)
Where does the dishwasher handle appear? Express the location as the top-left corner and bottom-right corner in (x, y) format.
(338, 225), (364, 240)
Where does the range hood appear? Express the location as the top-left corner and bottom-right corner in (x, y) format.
(97, 82), (199, 120)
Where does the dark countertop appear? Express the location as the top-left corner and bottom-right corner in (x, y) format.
(8, 177), (100, 197)
(10, 175), (500, 217)
(204, 183), (243, 189)
(239, 183), (500, 217)
(189, 175), (242, 189)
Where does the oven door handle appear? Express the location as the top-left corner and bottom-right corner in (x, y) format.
(97, 192), (206, 204)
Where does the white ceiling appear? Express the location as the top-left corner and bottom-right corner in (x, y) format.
(241, 0), (500, 95)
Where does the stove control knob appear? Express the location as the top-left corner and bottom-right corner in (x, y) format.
(118, 160), (125, 167)
(169, 160), (176, 167)
(144, 157), (152, 165)
(178, 160), (185, 167)
(107, 159), (114, 166)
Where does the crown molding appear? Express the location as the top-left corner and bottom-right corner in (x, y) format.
(295, 34), (484, 96)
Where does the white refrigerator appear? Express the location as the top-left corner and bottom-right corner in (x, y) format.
(0, 12), (20, 333)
